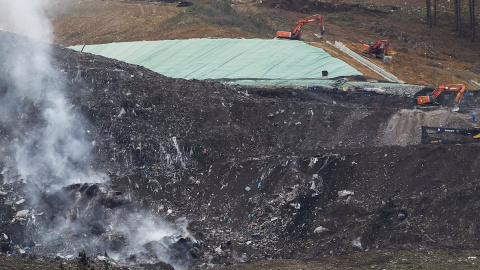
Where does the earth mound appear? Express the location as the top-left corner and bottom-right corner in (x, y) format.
(1, 30), (480, 269)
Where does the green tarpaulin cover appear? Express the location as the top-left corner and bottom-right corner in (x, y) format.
(70, 38), (362, 86)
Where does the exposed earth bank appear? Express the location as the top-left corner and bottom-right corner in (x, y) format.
(1, 30), (480, 269)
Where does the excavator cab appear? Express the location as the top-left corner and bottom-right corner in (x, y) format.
(417, 95), (436, 105)
(276, 30), (297, 39)
(363, 40), (389, 58)
(363, 42), (385, 54)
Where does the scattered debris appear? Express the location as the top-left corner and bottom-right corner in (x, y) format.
(338, 190), (354, 197)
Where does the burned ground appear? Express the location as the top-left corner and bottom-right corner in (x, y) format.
(1, 29), (480, 269)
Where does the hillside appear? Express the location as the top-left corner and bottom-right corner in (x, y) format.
(50, 0), (480, 87)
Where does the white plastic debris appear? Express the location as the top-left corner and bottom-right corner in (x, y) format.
(65, 255), (74, 260)
(352, 237), (362, 249)
(117, 108), (126, 117)
(15, 210), (29, 218)
(363, 87), (386, 94)
(15, 199), (25, 205)
(19, 249), (26, 254)
(2, 233), (8, 240)
(308, 157), (318, 167)
(245, 186), (251, 192)
(0, 190), (7, 196)
(338, 190), (354, 197)
(97, 255), (106, 261)
(314, 226), (329, 233)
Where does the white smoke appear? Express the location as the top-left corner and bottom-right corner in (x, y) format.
(0, 0), (105, 187)
(0, 1), (192, 269)
(0, 0), (52, 42)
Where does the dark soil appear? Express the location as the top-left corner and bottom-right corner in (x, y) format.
(1, 26), (480, 269)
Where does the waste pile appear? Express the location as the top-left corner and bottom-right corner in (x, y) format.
(1, 30), (480, 269)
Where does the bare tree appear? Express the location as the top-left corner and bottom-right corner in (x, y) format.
(455, 0), (462, 37)
(427, 0), (432, 26)
(470, 0), (476, 41)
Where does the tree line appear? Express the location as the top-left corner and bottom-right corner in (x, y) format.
(426, 0), (476, 41)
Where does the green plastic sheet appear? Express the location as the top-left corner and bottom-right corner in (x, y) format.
(70, 38), (362, 86)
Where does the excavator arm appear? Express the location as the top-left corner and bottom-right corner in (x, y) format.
(421, 126), (480, 144)
(276, 14), (324, 40)
(454, 84), (467, 107)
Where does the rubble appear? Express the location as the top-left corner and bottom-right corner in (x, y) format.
(1, 30), (480, 269)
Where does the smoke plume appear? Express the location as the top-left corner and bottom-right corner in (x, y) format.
(0, 0), (100, 187)
(0, 1), (192, 269)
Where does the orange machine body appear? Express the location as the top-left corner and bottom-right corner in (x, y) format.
(276, 14), (324, 40)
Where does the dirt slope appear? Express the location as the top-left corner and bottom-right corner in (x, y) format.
(2, 30), (480, 269)
(51, 0), (263, 45)
(62, 40), (480, 268)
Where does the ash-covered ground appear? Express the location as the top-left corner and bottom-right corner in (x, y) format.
(1, 30), (480, 269)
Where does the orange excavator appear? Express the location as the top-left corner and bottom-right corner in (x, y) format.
(417, 84), (467, 112)
(363, 40), (390, 58)
(276, 14), (324, 40)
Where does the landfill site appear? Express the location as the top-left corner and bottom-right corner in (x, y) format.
(1, 0), (480, 269)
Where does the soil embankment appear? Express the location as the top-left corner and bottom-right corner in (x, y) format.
(2, 30), (480, 268)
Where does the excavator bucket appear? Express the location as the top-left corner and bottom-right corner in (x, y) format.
(314, 26), (325, 38)
(473, 127), (480, 139)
